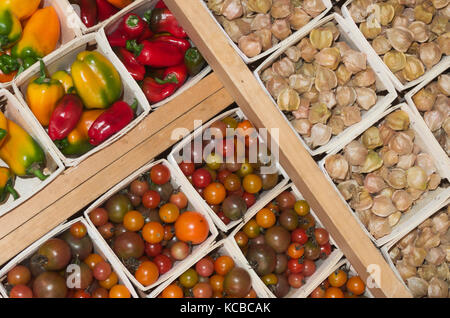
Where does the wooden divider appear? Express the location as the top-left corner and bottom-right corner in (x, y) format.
(0, 73), (234, 265)
(164, 0), (411, 298)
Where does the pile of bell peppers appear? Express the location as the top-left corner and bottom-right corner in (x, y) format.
(70, 0), (135, 28)
(0, 1), (61, 83)
(25, 52), (139, 158)
(0, 96), (50, 204)
(107, 0), (206, 104)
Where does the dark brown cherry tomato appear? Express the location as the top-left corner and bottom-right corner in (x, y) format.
(217, 169), (232, 184)
(276, 191), (296, 209)
(234, 231), (248, 248)
(314, 228), (330, 246)
(224, 173), (241, 192)
(7, 265), (31, 286)
(130, 179), (149, 196)
(92, 287), (109, 298)
(302, 259), (316, 277)
(288, 273), (305, 288)
(89, 208), (109, 227)
(304, 241), (321, 261)
(70, 222), (87, 239)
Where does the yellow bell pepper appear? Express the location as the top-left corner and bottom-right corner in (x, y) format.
(0, 7), (22, 49)
(0, 166), (18, 202)
(71, 51), (122, 109)
(0, 0), (40, 20)
(0, 118), (47, 180)
(12, 6), (60, 69)
(0, 110), (7, 146)
(26, 60), (65, 126)
(51, 70), (75, 94)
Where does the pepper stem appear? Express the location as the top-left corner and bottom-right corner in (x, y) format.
(34, 59), (49, 85)
(27, 166), (48, 181)
(129, 98), (138, 112)
(54, 138), (69, 150)
(142, 10), (152, 23)
(126, 40), (144, 57)
(126, 15), (140, 28)
(0, 128), (7, 141)
(6, 184), (19, 200)
(155, 75), (179, 85)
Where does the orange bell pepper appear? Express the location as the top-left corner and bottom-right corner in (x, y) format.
(106, 0), (133, 9)
(0, 0), (40, 20)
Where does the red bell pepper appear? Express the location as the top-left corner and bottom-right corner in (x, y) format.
(138, 24), (154, 43)
(88, 99), (137, 146)
(122, 13), (145, 39)
(151, 35), (191, 54)
(126, 40), (184, 68)
(96, 0), (119, 21)
(157, 64), (188, 89)
(141, 77), (177, 103)
(48, 94), (84, 141)
(149, 8), (187, 38)
(116, 47), (145, 81)
(155, 1), (167, 9)
(80, 0), (98, 28)
(107, 27), (127, 47)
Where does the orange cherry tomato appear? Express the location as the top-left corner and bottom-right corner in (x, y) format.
(287, 242), (305, 259)
(73, 290), (91, 298)
(255, 208), (276, 228)
(99, 272), (118, 290)
(266, 202), (280, 214)
(142, 222), (164, 244)
(175, 211), (209, 244)
(123, 210), (145, 231)
(109, 285), (131, 298)
(346, 276), (365, 296)
(325, 287), (344, 298)
(159, 203), (180, 223)
(213, 291), (223, 298)
(236, 120), (254, 137)
(245, 289), (257, 298)
(328, 270), (348, 288)
(161, 284), (183, 298)
(84, 254), (104, 270)
(70, 222), (87, 239)
(242, 174), (262, 194)
(163, 224), (174, 241)
(209, 274), (224, 293)
(214, 256), (234, 276)
(203, 183), (226, 205)
(135, 261), (159, 287)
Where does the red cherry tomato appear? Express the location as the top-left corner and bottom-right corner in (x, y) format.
(320, 242), (332, 258)
(218, 169), (232, 184)
(145, 242), (163, 257)
(150, 164), (171, 185)
(291, 228), (308, 245)
(302, 259), (316, 277)
(242, 192), (256, 208)
(287, 259), (304, 274)
(142, 190), (161, 209)
(192, 168), (212, 189)
(179, 162), (195, 176)
(153, 254), (173, 275)
(195, 257), (215, 277)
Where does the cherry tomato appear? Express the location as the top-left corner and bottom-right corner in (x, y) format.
(99, 272), (118, 290)
(159, 203), (180, 223)
(179, 162), (195, 176)
(314, 228), (330, 246)
(84, 253), (104, 270)
(70, 222), (87, 239)
(261, 273), (278, 286)
(291, 228), (308, 245)
(242, 219), (260, 239)
(320, 242), (332, 258)
(245, 289), (257, 298)
(287, 258), (304, 274)
(7, 265), (31, 286)
(10, 285), (33, 298)
(170, 191), (188, 209)
(222, 116), (238, 129)
(310, 286), (326, 298)
(192, 168), (212, 188)
(109, 285), (131, 298)
(242, 174), (262, 194)
(73, 290), (91, 298)
(175, 211), (209, 244)
(153, 254), (173, 275)
(193, 282), (213, 298)
(210, 274), (224, 293)
(223, 173), (241, 192)
(145, 242), (163, 257)
(214, 256), (234, 276)
(89, 208), (109, 227)
(170, 241), (190, 261)
(255, 208), (276, 229)
(98, 222), (114, 239)
(288, 273), (305, 288)
(325, 287), (344, 298)
(195, 257), (215, 277)
(163, 224), (174, 241)
(220, 138), (236, 158)
(135, 261), (159, 286)
(92, 287), (109, 298)
(294, 200), (310, 216)
(142, 222), (164, 244)
(179, 268), (198, 288)
(328, 269), (347, 288)
(287, 243), (305, 259)
(142, 190), (161, 209)
(299, 213), (316, 230)
(217, 211), (231, 225)
(346, 276), (365, 296)
(302, 259), (316, 277)
(204, 182), (226, 205)
(206, 153), (223, 170)
(242, 192), (256, 208)
(93, 261), (112, 281)
(236, 120), (254, 137)
(150, 164), (171, 185)
(130, 179), (149, 196)
(234, 231), (248, 248)
(161, 284), (183, 298)
(123, 210), (145, 231)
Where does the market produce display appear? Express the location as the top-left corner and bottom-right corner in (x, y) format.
(1, 221), (133, 298)
(324, 109), (444, 240)
(23, 51), (137, 158)
(105, 1), (207, 104)
(309, 262), (368, 298)
(388, 204), (449, 298)
(233, 189), (335, 297)
(259, 19), (390, 152)
(204, 0), (328, 59)
(158, 244), (258, 298)
(0, 1), (61, 83)
(87, 162), (213, 290)
(411, 72), (450, 156)
(345, 0), (449, 86)
(174, 112), (287, 230)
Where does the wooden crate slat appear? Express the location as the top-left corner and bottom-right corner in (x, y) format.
(164, 0), (411, 298)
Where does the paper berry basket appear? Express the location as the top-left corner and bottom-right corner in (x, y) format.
(0, 217), (139, 298)
(168, 107), (290, 232)
(84, 159), (218, 293)
(12, 32), (151, 167)
(147, 239), (269, 298)
(319, 103), (450, 247)
(228, 183), (344, 298)
(0, 89), (64, 218)
(99, 0), (212, 109)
